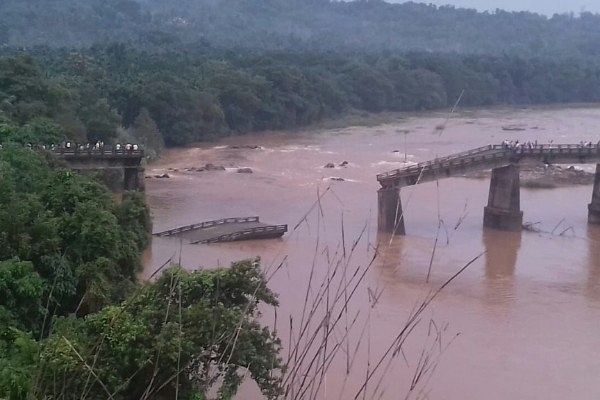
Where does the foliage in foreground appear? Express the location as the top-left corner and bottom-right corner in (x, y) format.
(0, 146), (150, 325)
(0, 144), (144, 395)
(36, 261), (282, 400)
(0, 145), (283, 400)
(1, 261), (283, 400)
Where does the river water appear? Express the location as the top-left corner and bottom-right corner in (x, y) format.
(143, 105), (600, 400)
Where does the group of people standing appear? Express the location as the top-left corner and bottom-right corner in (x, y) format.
(501, 140), (539, 150)
(501, 139), (600, 151)
(578, 141), (597, 149)
(0, 142), (142, 153)
(56, 141), (140, 153)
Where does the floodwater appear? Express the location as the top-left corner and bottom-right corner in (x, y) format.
(143, 105), (600, 400)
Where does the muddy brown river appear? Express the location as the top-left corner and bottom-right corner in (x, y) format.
(143, 105), (600, 399)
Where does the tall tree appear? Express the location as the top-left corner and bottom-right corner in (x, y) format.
(131, 108), (164, 159)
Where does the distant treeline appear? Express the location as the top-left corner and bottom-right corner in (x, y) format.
(2, 0), (600, 59)
(2, 0), (600, 149)
(1, 46), (600, 147)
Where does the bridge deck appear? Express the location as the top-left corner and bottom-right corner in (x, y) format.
(377, 144), (600, 189)
(153, 217), (287, 244)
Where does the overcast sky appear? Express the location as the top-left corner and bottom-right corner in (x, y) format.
(391, 1), (600, 16)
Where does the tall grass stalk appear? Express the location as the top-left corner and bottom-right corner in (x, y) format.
(268, 183), (480, 400)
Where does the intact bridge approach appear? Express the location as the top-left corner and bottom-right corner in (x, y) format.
(53, 148), (144, 192)
(377, 143), (600, 234)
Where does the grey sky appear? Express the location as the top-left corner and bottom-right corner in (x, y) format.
(390, 1), (600, 16)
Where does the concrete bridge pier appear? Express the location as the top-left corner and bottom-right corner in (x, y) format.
(137, 168), (145, 191)
(378, 187), (405, 235)
(124, 167), (145, 191)
(588, 164), (600, 224)
(483, 164), (523, 231)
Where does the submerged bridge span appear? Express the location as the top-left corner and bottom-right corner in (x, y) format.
(377, 144), (600, 234)
(153, 216), (287, 244)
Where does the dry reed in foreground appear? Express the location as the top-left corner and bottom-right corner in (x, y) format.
(259, 185), (482, 400)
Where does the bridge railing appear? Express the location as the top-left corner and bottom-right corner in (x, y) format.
(377, 143), (600, 182)
(377, 144), (500, 180)
(52, 148), (144, 157)
(190, 224), (288, 244)
(153, 216), (261, 237)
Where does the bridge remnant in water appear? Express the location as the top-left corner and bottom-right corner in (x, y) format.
(377, 144), (600, 234)
(153, 216), (287, 244)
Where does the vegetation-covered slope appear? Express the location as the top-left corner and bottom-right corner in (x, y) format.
(1, 0), (600, 148)
(2, 47), (600, 148)
(1, 0), (600, 59)
(0, 140), (282, 399)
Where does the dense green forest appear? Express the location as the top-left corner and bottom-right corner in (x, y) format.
(2, 0), (600, 59)
(1, 0), (600, 148)
(1, 46), (600, 148)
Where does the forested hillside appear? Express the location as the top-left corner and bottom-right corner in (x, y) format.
(1, 0), (600, 58)
(1, 47), (599, 148)
(1, 0), (600, 149)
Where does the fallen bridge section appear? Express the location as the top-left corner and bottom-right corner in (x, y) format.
(153, 216), (287, 244)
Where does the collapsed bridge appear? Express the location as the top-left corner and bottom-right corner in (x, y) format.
(377, 143), (600, 234)
(153, 216), (287, 244)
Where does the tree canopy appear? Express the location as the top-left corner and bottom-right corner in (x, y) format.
(2, 47), (600, 149)
(0, 2), (599, 148)
(35, 261), (282, 400)
(2, 0), (600, 60)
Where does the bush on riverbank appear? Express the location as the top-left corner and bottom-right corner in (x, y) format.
(30, 261), (282, 400)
